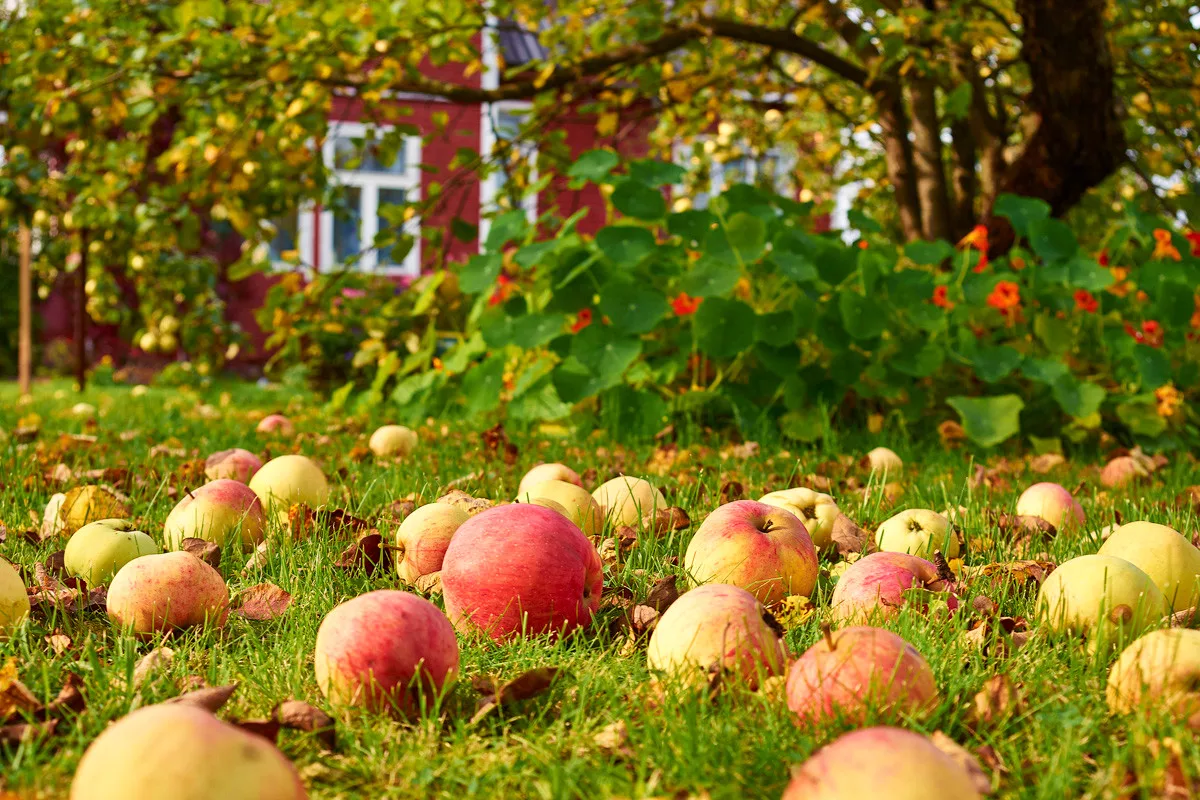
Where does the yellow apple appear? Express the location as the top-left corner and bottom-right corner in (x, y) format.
(592, 475), (666, 527)
(247, 455), (329, 524)
(369, 425), (419, 458)
(395, 503), (469, 583)
(516, 479), (603, 537)
(1036, 554), (1166, 641)
(0, 557), (30, 634)
(1106, 628), (1200, 717)
(758, 488), (840, 551)
(1098, 521), (1200, 612)
(875, 509), (958, 560)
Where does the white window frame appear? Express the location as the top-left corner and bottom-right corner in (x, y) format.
(672, 140), (797, 208)
(266, 203), (316, 274)
(318, 121), (422, 277)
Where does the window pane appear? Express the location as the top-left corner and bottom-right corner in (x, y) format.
(377, 187), (408, 267)
(332, 135), (406, 175)
(332, 186), (362, 265)
(268, 214), (298, 262)
(722, 156), (751, 189)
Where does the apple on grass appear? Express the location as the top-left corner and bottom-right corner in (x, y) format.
(164, 479), (268, 552)
(204, 448), (263, 483)
(1036, 554), (1165, 642)
(516, 479), (603, 538)
(1097, 521), (1200, 612)
(315, 590), (459, 715)
(0, 557), (30, 634)
(369, 425), (418, 458)
(1016, 482), (1084, 531)
(518, 463), (583, 495)
(784, 727), (981, 800)
(830, 551), (957, 625)
(106, 552), (230, 638)
(441, 504), (603, 641)
(248, 454), (329, 525)
(683, 500), (818, 604)
(592, 475), (667, 527)
(758, 488), (840, 551)
(875, 508), (958, 560)
(64, 519), (160, 588)
(865, 447), (904, 473)
(1106, 628), (1200, 718)
(70, 704), (306, 800)
(646, 583), (785, 690)
(395, 503), (469, 584)
(256, 414), (294, 436)
(786, 626), (938, 725)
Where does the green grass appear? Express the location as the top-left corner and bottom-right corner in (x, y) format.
(1, 378), (1199, 799)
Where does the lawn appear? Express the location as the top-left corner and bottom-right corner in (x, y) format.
(1, 378), (1198, 799)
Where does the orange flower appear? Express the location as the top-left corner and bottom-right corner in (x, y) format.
(1107, 267), (1132, 297)
(959, 224), (988, 251)
(1142, 320), (1164, 347)
(1153, 229), (1182, 261)
(570, 308), (593, 333)
(857, 240), (869, 250)
(986, 280), (1021, 311)
(1187, 232), (1200, 257)
(1191, 295), (1200, 330)
(672, 292), (702, 316)
(1155, 384), (1182, 418)
(1074, 289), (1098, 314)
(488, 274), (514, 306)
(1011, 257), (1026, 271)
(931, 285), (954, 310)
(973, 251), (989, 273)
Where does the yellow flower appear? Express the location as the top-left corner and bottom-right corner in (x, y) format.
(1155, 384), (1183, 418)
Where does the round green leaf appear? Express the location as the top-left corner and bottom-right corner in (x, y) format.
(567, 149), (619, 183)
(903, 239), (954, 265)
(838, 292), (886, 340)
(947, 394), (1025, 448)
(971, 345), (1023, 383)
(599, 282), (668, 334)
(611, 180), (666, 220)
(595, 225), (657, 266)
(694, 297), (756, 359)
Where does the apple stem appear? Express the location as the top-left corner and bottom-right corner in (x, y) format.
(186, 488), (196, 500)
(821, 622), (835, 651)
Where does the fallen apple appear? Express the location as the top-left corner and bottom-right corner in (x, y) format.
(442, 504), (603, 641)
(783, 727), (981, 800)
(1015, 482), (1084, 531)
(0, 557), (30, 634)
(1098, 521), (1200, 613)
(315, 590), (459, 715)
(516, 479), (603, 538)
(518, 462), (583, 495)
(256, 414), (295, 436)
(1106, 628), (1200, 718)
(204, 448), (263, 483)
(395, 503), (469, 584)
(647, 583), (785, 690)
(830, 551), (956, 625)
(1036, 554), (1166, 642)
(786, 626), (938, 725)
(683, 500), (818, 604)
(107, 552), (230, 637)
(758, 487), (840, 551)
(70, 704), (307, 800)
(58, 485), (131, 535)
(875, 508), (958, 560)
(592, 475), (666, 527)
(369, 424), (419, 458)
(865, 447), (904, 473)
(64, 519), (160, 588)
(248, 454), (329, 524)
(165, 479), (268, 552)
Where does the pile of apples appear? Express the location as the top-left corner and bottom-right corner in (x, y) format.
(4, 429), (1200, 800)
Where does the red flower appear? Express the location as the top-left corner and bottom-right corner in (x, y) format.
(959, 224), (988, 251)
(986, 281), (1020, 311)
(570, 308), (593, 333)
(671, 292), (702, 316)
(1098, 249), (1110, 267)
(857, 240), (869, 250)
(488, 274), (514, 306)
(1074, 289), (1098, 314)
(973, 251), (989, 273)
(931, 285), (954, 310)
(1186, 231), (1200, 257)
(1142, 320), (1164, 347)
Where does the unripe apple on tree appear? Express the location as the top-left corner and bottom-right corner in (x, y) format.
(395, 503), (469, 583)
(369, 424), (418, 457)
(830, 551), (956, 625)
(1097, 521), (1200, 612)
(70, 704), (307, 800)
(315, 590), (459, 715)
(164, 480), (267, 552)
(684, 500), (818, 604)
(592, 475), (666, 527)
(248, 454), (329, 524)
(518, 462), (583, 495)
(783, 727), (981, 800)
(647, 583), (786, 690)
(1016, 482), (1084, 531)
(1106, 628), (1200, 718)
(204, 448), (263, 483)
(64, 519), (160, 588)
(0, 557), (30, 635)
(106, 552), (230, 638)
(875, 508), (958, 560)
(516, 479), (603, 537)
(1036, 554), (1165, 642)
(758, 487), (840, 551)
(786, 626), (938, 725)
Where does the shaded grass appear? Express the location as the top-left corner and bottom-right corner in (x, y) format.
(0, 378), (1199, 798)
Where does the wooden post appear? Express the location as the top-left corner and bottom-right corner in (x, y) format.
(17, 224), (32, 396)
(75, 230), (88, 391)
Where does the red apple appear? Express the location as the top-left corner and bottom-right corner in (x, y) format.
(684, 500), (818, 604)
(1016, 482), (1084, 531)
(830, 552), (956, 625)
(786, 626), (938, 724)
(256, 414), (294, 436)
(441, 504), (603, 641)
(106, 552), (229, 638)
(164, 479), (268, 552)
(204, 448), (263, 483)
(315, 590), (459, 715)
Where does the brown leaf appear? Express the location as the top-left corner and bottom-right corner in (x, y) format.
(181, 538), (221, 570)
(437, 490), (495, 517)
(164, 682), (238, 713)
(243, 540), (272, 573)
(233, 583), (293, 621)
(591, 720), (634, 759)
(413, 571), (443, 597)
(0, 719), (57, 745)
(0, 663), (41, 722)
(1029, 453), (1065, 474)
(629, 605), (659, 636)
(830, 513), (871, 557)
(471, 667), (560, 724)
(642, 507), (691, 535)
(939, 420), (967, 448)
(323, 509), (374, 537)
(41, 672), (85, 719)
(388, 499), (417, 522)
(276, 700), (336, 751)
(44, 634), (72, 655)
(962, 560), (1056, 593)
(334, 533), (391, 575)
(968, 675), (1022, 729)
(1175, 486), (1200, 515)
(287, 503), (317, 538)
(722, 441), (760, 460)
(347, 445), (373, 463)
(482, 423), (519, 465)
(719, 481), (745, 503)
(232, 717), (281, 743)
(930, 731), (992, 795)
(132, 647), (176, 687)
(643, 576), (680, 613)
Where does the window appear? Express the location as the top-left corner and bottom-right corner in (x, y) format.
(318, 121), (422, 276)
(673, 142), (797, 209)
(479, 101), (537, 250)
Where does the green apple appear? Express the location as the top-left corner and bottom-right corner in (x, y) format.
(0, 557), (30, 634)
(1098, 521), (1200, 613)
(64, 519), (160, 588)
(758, 488), (840, 551)
(875, 509), (958, 560)
(1036, 554), (1166, 642)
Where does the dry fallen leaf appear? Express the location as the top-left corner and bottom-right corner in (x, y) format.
(591, 720), (634, 759)
(133, 647), (176, 687)
(233, 583), (293, 621)
(164, 682), (238, 713)
(44, 634), (72, 656)
(471, 668), (560, 724)
(962, 560), (1056, 593)
(234, 699), (336, 751)
(180, 537), (221, 570)
(334, 533), (392, 575)
(437, 490), (495, 517)
(968, 675), (1023, 728)
(413, 571), (443, 597)
(1029, 453), (1065, 473)
(830, 513), (871, 557)
(643, 576), (680, 613)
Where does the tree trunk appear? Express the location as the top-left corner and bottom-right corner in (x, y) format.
(948, 117), (978, 238)
(18, 225), (33, 396)
(992, 0), (1124, 249)
(75, 231), (88, 392)
(875, 89), (923, 242)
(908, 79), (953, 241)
